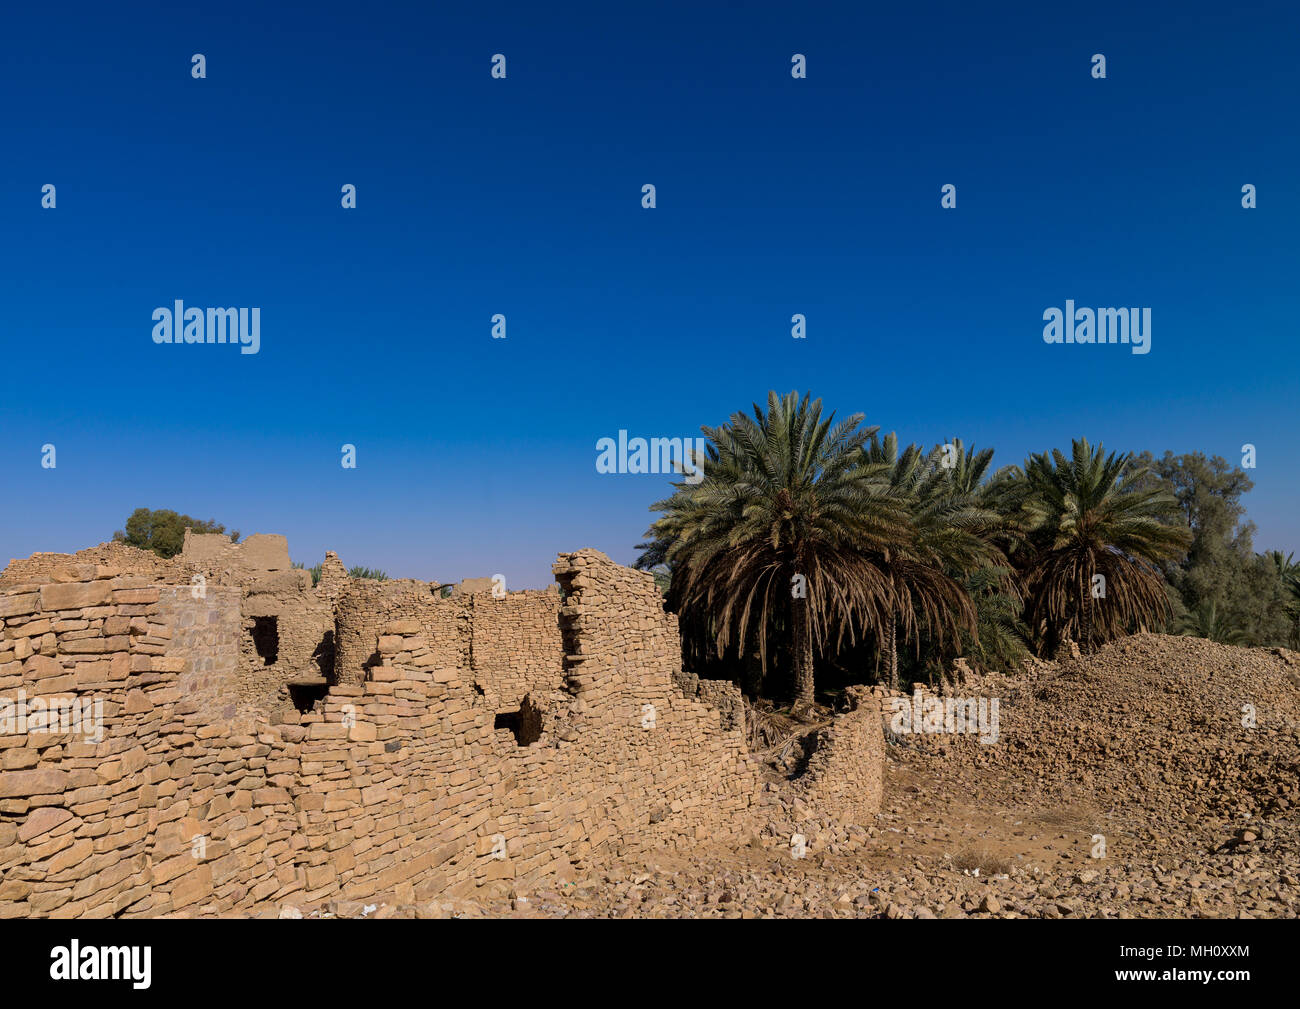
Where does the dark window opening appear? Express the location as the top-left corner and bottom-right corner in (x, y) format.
(287, 681), (329, 714)
(251, 616), (279, 666)
(494, 711), (518, 732)
(494, 693), (543, 746)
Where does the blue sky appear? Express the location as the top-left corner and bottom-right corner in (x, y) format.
(2, 0), (1297, 587)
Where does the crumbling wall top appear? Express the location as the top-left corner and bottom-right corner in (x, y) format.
(182, 530), (291, 572)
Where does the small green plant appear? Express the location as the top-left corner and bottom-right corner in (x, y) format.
(349, 566), (389, 581)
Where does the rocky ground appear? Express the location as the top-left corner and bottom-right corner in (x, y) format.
(279, 633), (1300, 919)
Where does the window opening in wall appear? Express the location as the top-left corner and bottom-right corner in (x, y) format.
(494, 693), (543, 746)
(287, 680), (329, 714)
(251, 616), (279, 665)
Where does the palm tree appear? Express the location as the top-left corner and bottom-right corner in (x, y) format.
(861, 434), (992, 687)
(1263, 549), (1296, 579)
(958, 564), (1029, 672)
(1010, 438), (1191, 655)
(1289, 575), (1300, 652)
(1263, 551), (1300, 649)
(637, 391), (909, 712)
(1177, 600), (1248, 645)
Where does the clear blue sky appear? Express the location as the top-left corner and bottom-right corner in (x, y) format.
(2, 1), (1296, 587)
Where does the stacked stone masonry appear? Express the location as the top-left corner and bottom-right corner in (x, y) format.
(790, 686), (885, 824)
(0, 542), (884, 917)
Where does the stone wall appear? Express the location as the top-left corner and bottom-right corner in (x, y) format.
(0, 546), (885, 918)
(331, 582), (563, 710)
(465, 591), (563, 711)
(152, 585), (243, 723)
(0, 569), (248, 917)
(180, 531), (292, 574)
(0, 544), (183, 589)
(0, 550), (785, 917)
(236, 571), (334, 709)
(547, 550), (759, 846)
(791, 685), (885, 825)
(333, 581), (464, 688)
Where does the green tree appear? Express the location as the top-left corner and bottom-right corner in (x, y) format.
(861, 434), (987, 687)
(1278, 552), (1300, 650)
(1135, 452), (1293, 647)
(113, 508), (237, 559)
(957, 564), (1029, 672)
(1177, 600), (1248, 645)
(1136, 451), (1254, 614)
(638, 391), (965, 712)
(1009, 439), (1190, 655)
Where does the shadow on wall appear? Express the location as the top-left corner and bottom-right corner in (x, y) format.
(493, 693), (544, 746)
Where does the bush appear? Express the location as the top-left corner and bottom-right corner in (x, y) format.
(113, 508), (237, 559)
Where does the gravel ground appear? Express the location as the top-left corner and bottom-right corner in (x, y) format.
(280, 634), (1300, 919)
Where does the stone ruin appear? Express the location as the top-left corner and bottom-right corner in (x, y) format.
(0, 535), (883, 917)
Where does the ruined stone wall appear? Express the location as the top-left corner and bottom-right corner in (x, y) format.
(236, 570), (334, 710)
(333, 581), (464, 688)
(0, 570), (250, 917)
(285, 621), (575, 901)
(332, 582), (562, 708)
(547, 550), (759, 849)
(152, 586), (243, 723)
(180, 531), (292, 575)
(465, 591), (563, 711)
(0, 548), (882, 918)
(791, 685), (885, 825)
(278, 552), (761, 902)
(0, 550), (763, 916)
(0, 545), (183, 588)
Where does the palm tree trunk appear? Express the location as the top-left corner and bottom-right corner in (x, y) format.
(1079, 569), (1093, 654)
(743, 646), (763, 699)
(791, 596), (815, 709)
(885, 613), (899, 691)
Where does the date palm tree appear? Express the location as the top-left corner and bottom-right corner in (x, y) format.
(637, 391), (910, 712)
(862, 434), (993, 687)
(1263, 551), (1300, 649)
(1177, 600), (1248, 646)
(1011, 438), (1190, 655)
